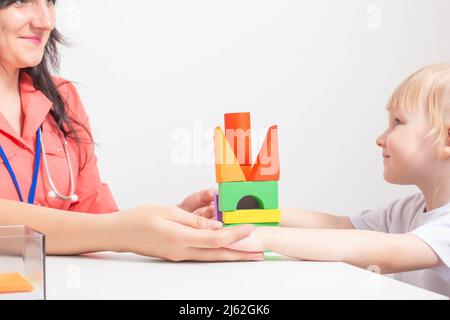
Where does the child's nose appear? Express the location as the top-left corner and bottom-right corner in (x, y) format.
(376, 135), (386, 147)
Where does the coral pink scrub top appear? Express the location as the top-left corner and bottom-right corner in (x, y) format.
(0, 71), (118, 214)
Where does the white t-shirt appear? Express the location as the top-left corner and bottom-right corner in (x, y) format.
(350, 192), (450, 297)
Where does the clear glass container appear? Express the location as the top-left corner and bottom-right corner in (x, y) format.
(0, 225), (46, 300)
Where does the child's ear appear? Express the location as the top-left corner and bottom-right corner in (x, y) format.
(438, 127), (450, 159)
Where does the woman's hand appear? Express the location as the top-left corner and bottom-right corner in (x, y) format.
(110, 204), (264, 262)
(177, 188), (216, 218)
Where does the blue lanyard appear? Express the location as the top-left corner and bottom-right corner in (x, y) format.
(0, 127), (42, 204)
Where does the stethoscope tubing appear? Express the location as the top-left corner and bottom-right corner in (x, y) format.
(0, 125), (77, 204)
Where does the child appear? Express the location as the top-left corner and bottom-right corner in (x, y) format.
(225, 64), (450, 296)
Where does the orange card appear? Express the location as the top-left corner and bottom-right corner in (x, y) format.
(0, 273), (34, 294)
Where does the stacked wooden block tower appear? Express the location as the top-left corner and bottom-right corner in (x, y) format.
(213, 112), (280, 227)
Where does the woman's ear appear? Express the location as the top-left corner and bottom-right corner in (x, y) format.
(437, 127), (450, 159)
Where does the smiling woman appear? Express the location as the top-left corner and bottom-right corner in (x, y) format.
(0, 0), (261, 262)
(0, 0), (93, 169)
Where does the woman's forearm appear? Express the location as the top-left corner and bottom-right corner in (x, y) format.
(0, 199), (117, 255)
(281, 208), (354, 229)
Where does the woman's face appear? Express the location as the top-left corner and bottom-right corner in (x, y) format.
(0, 0), (55, 71)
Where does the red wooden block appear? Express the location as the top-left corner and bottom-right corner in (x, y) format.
(249, 125), (280, 181)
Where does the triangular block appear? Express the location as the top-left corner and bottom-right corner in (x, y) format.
(214, 127), (246, 182)
(249, 125), (280, 181)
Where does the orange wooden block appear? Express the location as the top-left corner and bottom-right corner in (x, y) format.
(214, 127), (246, 182)
(0, 273), (33, 294)
(240, 165), (253, 179)
(249, 125), (280, 181)
(215, 164), (246, 183)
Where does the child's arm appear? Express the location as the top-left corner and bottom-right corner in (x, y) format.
(281, 208), (354, 229)
(228, 227), (441, 274)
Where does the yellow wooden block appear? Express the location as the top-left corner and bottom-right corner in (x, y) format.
(0, 273), (34, 294)
(222, 209), (281, 224)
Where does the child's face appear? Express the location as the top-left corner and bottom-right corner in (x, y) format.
(376, 104), (443, 185)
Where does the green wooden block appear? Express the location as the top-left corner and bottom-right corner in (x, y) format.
(218, 181), (278, 212)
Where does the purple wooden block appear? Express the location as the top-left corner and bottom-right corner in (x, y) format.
(214, 192), (222, 222)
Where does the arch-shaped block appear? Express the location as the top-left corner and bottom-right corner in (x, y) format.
(237, 195), (262, 210)
(218, 181), (278, 212)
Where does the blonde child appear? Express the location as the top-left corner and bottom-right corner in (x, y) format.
(225, 64), (450, 296)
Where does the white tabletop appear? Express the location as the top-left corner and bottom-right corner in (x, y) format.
(45, 252), (447, 300)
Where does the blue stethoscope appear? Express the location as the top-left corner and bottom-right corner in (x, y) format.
(0, 126), (78, 204)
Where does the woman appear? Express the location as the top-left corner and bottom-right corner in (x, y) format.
(0, 0), (262, 262)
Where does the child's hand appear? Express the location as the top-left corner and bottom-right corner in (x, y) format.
(223, 231), (265, 252)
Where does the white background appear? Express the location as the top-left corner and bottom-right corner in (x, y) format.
(55, 0), (450, 215)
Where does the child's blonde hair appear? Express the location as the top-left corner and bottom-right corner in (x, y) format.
(387, 64), (450, 148)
